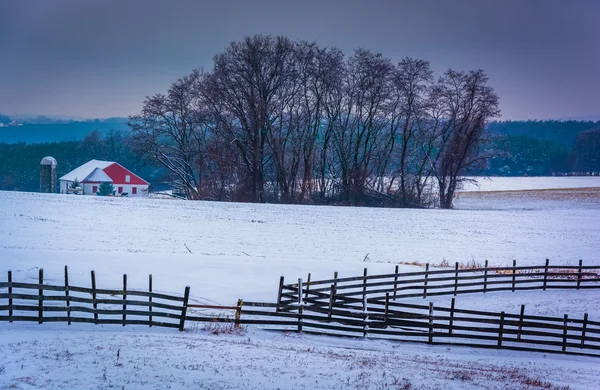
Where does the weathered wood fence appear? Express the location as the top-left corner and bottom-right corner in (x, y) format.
(183, 260), (600, 357)
(3, 264), (599, 358)
(277, 260), (600, 306)
(0, 267), (190, 330)
(193, 295), (600, 357)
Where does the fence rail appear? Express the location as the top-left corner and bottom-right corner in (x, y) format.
(278, 260), (600, 306)
(0, 267), (190, 330)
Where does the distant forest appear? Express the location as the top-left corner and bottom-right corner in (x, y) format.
(487, 120), (600, 176)
(0, 118), (598, 196)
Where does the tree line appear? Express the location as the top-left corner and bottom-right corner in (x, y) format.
(486, 123), (600, 176)
(0, 121), (597, 198)
(128, 35), (500, 208)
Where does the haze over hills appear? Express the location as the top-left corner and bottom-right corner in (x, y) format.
(0, 114), (129, 143)
(1, 112), (598, 145)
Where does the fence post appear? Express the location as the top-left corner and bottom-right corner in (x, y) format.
(122, 274), (127, 326)
(393, 265), (399, 300)
(453, 262), (459, 296)
(562, 314), (568, 352)
(384, 293), (389, 325)
(235, 299), (243, 328)
(517, 304), (525, 341)
(297, 278), (303, 333)
(511, 260), (517, 292)
(149, 274), (153, 327)
(333, 271), (338, 290)
(276, 276), (284, 313)
(305, 273), (311, 300)
(362, 268), (368, 300)
(91, 270), (98, 324)
(179, 286), (190, 331)
(8, 270), (12, 323)
(328, 284), (336, 319)
(362, 295), (368, 338)
(428, 302), (433, 344)
(38, 268), (43, 324)
(577, 259), (583, 290)
(483, 260), (488, 293)
(297, 278), (303, 307)
(64, 266), (70, 325)
(498, 311), (505, 347)
(423, 263), (429, 299)
(543, 259), (549, 291)
(581, 313), (588, 348)
(449, 298), (455, 335)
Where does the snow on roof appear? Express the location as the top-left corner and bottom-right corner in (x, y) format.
(59, 159), (114, 182)
(82, 167), (114, 183)
(40, 156), (57, 166)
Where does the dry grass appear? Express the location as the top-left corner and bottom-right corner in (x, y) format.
(398, 259), (484, 270)
(458, 186), (600, 202)
(425, 357), (572, 390)
(186, 314), (246, 335)
(201, 321), (246, 335)
(397, 258), (599, 279)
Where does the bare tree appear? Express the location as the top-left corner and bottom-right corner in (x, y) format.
(203, 35), (296, 202)
(129, 71), (209, 200)
(332, 49), (393, 205)
(431, 70), (500, 208)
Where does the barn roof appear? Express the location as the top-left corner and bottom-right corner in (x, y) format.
(59, 159), (114, 182)
(82, 167), (114, 183)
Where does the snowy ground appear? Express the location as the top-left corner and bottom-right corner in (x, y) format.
(1, 178), (599, 389)
(2, 325), (598, 390)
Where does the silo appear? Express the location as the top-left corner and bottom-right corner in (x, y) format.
(40, 156), (58, 193)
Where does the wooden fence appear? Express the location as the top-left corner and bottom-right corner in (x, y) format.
(189, 294), (600, 358)
(183, 260), (600, 357)
(3, 264), (600, 358)
(277, 260), (600, 307)
(0, 267), (190, 330)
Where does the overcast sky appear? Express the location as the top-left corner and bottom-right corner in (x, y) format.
(0, 0), (598, 120)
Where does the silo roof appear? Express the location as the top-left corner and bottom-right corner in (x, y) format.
(40, 156), (57, 166)
(82, 167), (114, 183)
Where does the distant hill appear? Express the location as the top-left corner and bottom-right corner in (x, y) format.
(0, 117), (129, 143)
(487, 120), (600, 146)
(2, 114), (599, 149)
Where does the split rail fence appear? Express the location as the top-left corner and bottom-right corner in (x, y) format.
(0, 267), (190, 329)
(2, 262), (600, 358)
(189, 260), (600, 358)
(231, 295), (600, 357)
(277, 260), (600, 306)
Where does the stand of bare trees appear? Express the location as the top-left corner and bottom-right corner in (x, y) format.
(129, 35), (500, 208)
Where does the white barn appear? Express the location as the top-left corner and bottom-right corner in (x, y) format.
(59, 159), (149, 196)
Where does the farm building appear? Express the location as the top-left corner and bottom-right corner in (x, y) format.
(59, 159), (149, 196)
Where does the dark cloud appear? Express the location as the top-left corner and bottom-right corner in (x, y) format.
(0, 0), (598, 119)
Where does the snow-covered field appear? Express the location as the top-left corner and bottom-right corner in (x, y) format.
(1, 179), (599, 389)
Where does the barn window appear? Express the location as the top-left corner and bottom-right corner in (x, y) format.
(118, 186), (123, 194)
(132, 187), (137, 194)
(125, 175), (131, 183)
(92, 185), (98, 193)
